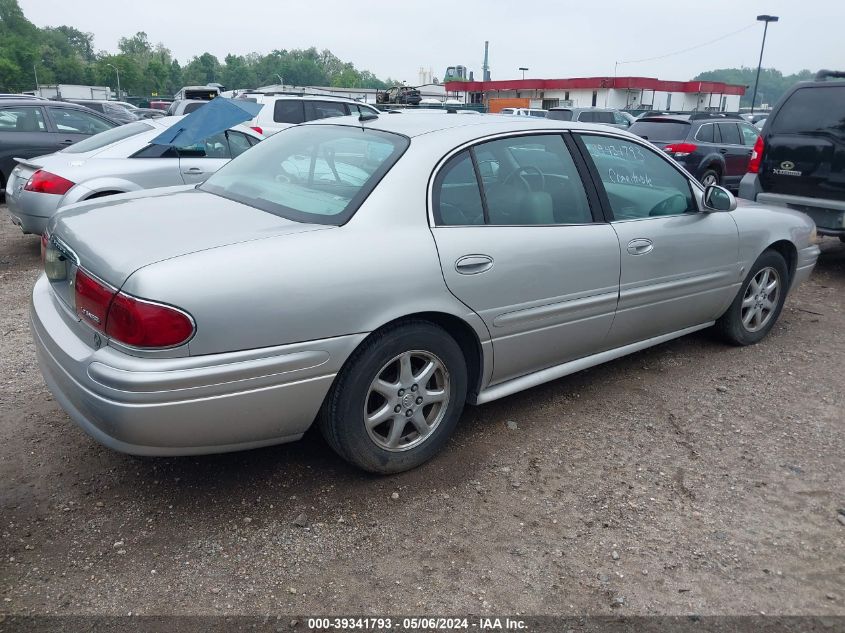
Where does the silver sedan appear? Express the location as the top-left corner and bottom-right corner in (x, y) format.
(30, 112), (820, 473)
(5, 116), (262, 234)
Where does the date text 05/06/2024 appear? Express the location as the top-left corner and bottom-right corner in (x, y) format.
(306, 617), (528, 630)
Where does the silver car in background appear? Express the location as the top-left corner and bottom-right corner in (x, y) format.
(5, 116), (262, 234)
(30, 113), (819, 474)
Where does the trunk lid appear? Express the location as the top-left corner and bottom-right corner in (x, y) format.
(47, 187), (329, 295)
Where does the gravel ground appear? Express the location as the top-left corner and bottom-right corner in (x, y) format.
(1, 209), (843, 618)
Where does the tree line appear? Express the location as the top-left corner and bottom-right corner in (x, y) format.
(0, 0), (398, 97)
(693, 67), (817, 109)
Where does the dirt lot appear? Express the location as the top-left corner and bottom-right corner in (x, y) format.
(1, 208), (843, 619)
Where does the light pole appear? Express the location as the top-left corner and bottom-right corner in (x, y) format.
(276, 74), (283, 86)
(33, 58), (44, 92)
(106, 63), (121, 100)
(750, 14), (778, 115)
(518, 67), (528, 80)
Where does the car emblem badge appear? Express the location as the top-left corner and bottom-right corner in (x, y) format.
(773, 160), (801, 177)
(402, 393), (415, 408)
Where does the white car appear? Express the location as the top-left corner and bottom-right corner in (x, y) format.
(236, 93), (380, 136)
(5, 116), (262, 235)
(499, 107), (548, 118)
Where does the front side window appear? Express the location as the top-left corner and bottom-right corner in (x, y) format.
(176, 131), (231, 158)
(48, 107), (114, 134)
(434, 134), (593, 226)
(0, 106), (46, 132)
(580, 134), (697, 221)
(226, 130), (254, 157)
(201, 125), (408, 225)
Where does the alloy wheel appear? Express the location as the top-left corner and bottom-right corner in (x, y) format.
(364, 350), (450, 451)
(740, 266), (780, 332)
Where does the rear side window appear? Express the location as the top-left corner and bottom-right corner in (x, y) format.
(579, 111), (614, 124)
(739, 122), (760, 146)
(695, 123), (715, 143)
(717, 123), (741, 145)
(628, 120), (690, 142)
(433, 151), (485, 225)
(547, 109), (573, 121)
(62, 121), (153, 153)
(274, 100), (305, 124)
(771, 86), (845, 139)
(48, 107), (114, 134)
(305, 101), (348, 121)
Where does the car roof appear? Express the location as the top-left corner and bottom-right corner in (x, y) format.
(308, 111), (637, 139)
(0, 98), (100, 109)
(239, 93), (367, 104)
(635, 115), (691, 123)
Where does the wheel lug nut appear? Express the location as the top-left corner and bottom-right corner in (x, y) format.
(411, 384), (418, 392)
(398, 389), (405, 396)
(416, 397), (423, 405)
(405, 409), (413, 417)
(394, 405), (401, 413)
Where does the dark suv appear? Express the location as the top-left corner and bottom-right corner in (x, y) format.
(629, 113), (760, 189)
(739, 70), (845, 239)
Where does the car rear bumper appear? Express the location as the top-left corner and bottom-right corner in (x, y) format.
(5, 171), (62, 235)
(739, 174), (845, 236)
(30, 274), (365, 456)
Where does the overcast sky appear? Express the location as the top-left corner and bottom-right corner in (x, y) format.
(19, 0), (844, 84)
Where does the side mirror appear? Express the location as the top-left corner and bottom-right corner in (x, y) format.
(703, 185), (737, 212)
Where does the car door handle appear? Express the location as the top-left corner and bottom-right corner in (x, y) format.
(626, 238), (654, 255)
(455, 254), (493, 275)
(182, 167), (203, 174)
(58, 139), (74, 145)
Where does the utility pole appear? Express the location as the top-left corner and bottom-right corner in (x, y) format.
(750, 15), (778, 115)
(518, 67), (528, 80)
(107, 63), (121, 100)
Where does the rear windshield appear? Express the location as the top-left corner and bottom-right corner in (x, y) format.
(628, 120), (690, 142)
(183, 102), (206, 114)
(547, 109), (573, 121)
(201, 125), (409, 225)
(61, 121), (153, 153)
(771, 86), (845, 139)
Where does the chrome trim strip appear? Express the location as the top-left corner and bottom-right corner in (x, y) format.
(492, 290), (618, 328)
(474, 322), (714, 405)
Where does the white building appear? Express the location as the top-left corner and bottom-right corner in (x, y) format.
(444, 76), (745, 113)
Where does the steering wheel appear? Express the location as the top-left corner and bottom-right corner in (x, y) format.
(649, 193), (689, 217)
(502, 165), (546, 192)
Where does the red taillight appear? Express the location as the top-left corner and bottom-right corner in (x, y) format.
(24, 170), (75, 195)
(664, 142), (698, 156)
(748, 135), (764, 174)
(106, 293), (194, 348)
(250, 126), (263, 135)
(74, 269), (114, 332)
(73, 268), (194, 348)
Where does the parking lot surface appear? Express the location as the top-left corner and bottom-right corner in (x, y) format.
(1, 209), (843, 616)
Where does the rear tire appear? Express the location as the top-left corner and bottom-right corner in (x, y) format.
(318, 321), (467, 474)
(700, 169), (721, 187)
(716, 250), (789, 346)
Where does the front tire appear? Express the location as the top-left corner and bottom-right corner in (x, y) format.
(716, 250), (789, 345)
(318, 321), (467, 474)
